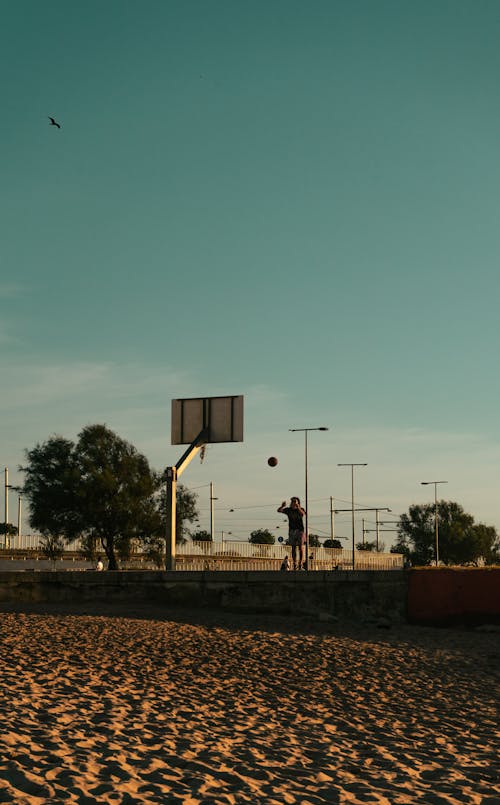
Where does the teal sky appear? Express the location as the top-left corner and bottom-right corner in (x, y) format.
(2, 1), (500, 545)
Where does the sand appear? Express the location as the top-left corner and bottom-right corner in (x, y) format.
(0, 603), (498, 805)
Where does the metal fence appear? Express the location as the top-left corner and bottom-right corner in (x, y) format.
(1, 536), (404, 571)
(1, 534), (83, 551)
(176, 541), (404, 571)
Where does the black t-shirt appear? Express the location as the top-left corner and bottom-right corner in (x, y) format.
(283, 506), (304, 532)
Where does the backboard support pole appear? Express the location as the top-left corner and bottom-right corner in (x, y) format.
(165, 428), (209, 571)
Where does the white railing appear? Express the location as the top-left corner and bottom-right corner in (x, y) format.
(178, 541), (404, 570)
(1, 536), (404, 571)
(1, 534), (84, 551)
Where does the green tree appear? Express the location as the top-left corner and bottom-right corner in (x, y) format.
(21, 425), (163, 570)
(308, 534), (322, 547)
(0, 523), (18, 542)
(174, 484), (199, 544)
(20, 435), (80, 541)
(140, 483), (201, 566)
(356, 541), (377, 552)
(324, 538), (343, 549)
(249, 528), (275, 558)
(191, 530), (212, 541)
(248, 529), (275, 545)
(396, 501), (500, 566)
(471, 523), (500, 565)
(356, 540), (385, 553)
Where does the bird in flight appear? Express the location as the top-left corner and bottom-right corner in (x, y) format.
(48, 117), (61, 129)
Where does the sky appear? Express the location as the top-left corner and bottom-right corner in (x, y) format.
(2, 0), (500, 548)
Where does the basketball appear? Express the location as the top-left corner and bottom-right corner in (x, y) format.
(267, 456), (278, 467)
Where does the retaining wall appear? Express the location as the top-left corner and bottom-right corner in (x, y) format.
(1, 568), (498, 624)
(0, 570), (407, 621)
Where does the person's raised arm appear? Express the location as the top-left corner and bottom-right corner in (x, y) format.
(277, 500), (287, 513)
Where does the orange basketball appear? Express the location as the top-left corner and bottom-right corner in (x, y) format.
(267, 456), (278, 467)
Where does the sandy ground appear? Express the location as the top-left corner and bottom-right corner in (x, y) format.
(0, 603), (498, 805)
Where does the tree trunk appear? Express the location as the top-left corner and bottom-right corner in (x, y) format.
(102, 536), (119, 570)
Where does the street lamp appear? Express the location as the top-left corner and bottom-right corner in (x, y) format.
(209, 482), (218, 542)
(421, 480), (448, 565)
(17, 495), (22, 549)
(289, 427), (329, 570)
(337, 463), (367, 570)
(4, 468), (14, 550)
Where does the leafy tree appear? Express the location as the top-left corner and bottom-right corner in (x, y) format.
(248, 529), (275, 545)
(356, 540), (385, 553)
(324, 538), (343, 549)
(471, 523), (500, 565)
(21, 425), (164, 570)
(20, 435), (81, 541)
(396, 500), (500, 566)
(0, 523), (18, 536)
(174, 485), (199, 543)
(138, 483), (201, 566)
(191, 530), (212, 541)
(249, 528), (275, 558)
(308, 534), (322, 547)
(356, 541), (377, 552)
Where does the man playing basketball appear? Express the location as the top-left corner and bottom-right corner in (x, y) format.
(277, 497), (306, 570)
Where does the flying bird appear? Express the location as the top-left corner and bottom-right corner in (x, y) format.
(48, 117), (61, 129)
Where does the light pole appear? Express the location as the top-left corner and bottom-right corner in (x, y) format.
(421, 480), (448, 565)
(337, 463), (367, 569)
(374, 508), (392, 551)
(330, 497), (335, 542)
(17, 496), (22, 549)
(289, 427), (329, 570)
(209, 482), (218, 542)
(4, 468), (14, 550)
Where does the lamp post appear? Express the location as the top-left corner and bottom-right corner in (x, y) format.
(330, 497), (335, 542)
(17, 496), (22, 550)
(337, 463), (367, 569)
(4, 468), (14, 550)
(374, 508), (392, 551)
(289, 427), (329, 570)
(421, 480), (448, 565)
(209, 482), (218, 542)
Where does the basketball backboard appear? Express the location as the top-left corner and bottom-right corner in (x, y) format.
(171, 395), (244, 445)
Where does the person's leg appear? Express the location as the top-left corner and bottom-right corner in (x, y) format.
(291, 544), (297, 570)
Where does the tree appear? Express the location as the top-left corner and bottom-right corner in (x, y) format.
(396, 500), (500, 566)
(0, 523), (18, 536)
(249, 528), (275, 558)
(324, 538), (343, 549)
(175, 484), (199, 544)
(21, 425), (164, 570)
(248, 529), (275, 545)
(133, 483), (201, 567)
(356, 540), (385, 553)
(20, 435), (81, 541)
(471, 523), (500, 565)
(191, 530), (212, 541)
(308, 534), (322, 547)
(356, 541), (377, 552)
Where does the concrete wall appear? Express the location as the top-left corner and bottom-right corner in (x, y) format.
(2, 568), (498, 625)
(0, 569), (408, 622)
